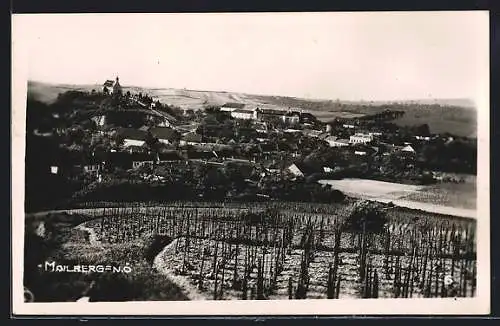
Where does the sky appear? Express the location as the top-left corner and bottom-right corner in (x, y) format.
(13, 12), (489, 102)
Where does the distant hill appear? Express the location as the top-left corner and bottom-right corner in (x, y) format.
(27, 80), (477, 138)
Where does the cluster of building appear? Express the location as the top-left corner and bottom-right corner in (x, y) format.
(220, 102), (314, 125)
(48, 76), (431, 185)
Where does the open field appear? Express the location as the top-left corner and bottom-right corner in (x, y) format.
(318, 178), (477, 219)
(28, 81), (476, 137)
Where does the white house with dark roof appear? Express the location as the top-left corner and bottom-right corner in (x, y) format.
(118, 128), (148, 148)
(287, 163), (304, 177)
(282, 110), (301, 124)
(180, 131), (203, 146)
(349, 133), (373, 144)
(149, 127), (180, 145)
(231, 109), (257, 120)
(325, 136), (350, 147)
(401, 145), (416, 153)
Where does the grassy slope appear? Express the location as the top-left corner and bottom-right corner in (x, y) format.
(24, 213), (189, 302)
(28, 80), (476, 137)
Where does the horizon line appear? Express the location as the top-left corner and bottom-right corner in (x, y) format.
(27, 79), (475, 106)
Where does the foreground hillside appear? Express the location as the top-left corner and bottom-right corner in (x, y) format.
(27, 80), (477, 137)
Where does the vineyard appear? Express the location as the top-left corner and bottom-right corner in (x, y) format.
(78, 201), (476, 300)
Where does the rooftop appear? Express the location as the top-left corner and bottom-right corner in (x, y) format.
(222, 102), (245, 109)
(118, 128), (148, 141)
(150, 127), (179, 140)
(232, 109), (254, 114)
(182, 132), (203, 143)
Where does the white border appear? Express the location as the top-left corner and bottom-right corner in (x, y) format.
(11, 12), (490, 316)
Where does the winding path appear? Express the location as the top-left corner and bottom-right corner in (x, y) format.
(153, 239), (210, 301)
(73, 221), (206, 301)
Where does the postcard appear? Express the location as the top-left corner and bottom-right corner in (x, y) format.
(11, 11), (490, 315)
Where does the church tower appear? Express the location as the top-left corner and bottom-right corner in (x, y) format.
(113, 76), (122, 95)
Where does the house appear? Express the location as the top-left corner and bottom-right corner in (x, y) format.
(131, 153), (156, 169)
(126, 145), (147, 154)
(157, 118), (172, 128)
(400, 145), (416, 153)
(33, 129), (53, 137)
(107, 151), (153, 170)
(258, 142), (276, 154)
(150, 127), (180, 145)
(282, 111), (301, 124)
(352, 143), (376, 156)
(231, 109), (258, 120)
(302, 129), (323, 138)
(118, 128), (148, 148)
(349, 133), (373, 144)
(323, 166), (333, 173)
(220, 102), (246, 112)
(299, 112), (317, 124)
(287, 163), (305, 177)
(180, 132), (203, 146)
(325, 136), (337, 145)
(326, 136), (350, 147)
(415, 135), (431, 141)
(257, 108), (288, 123)
(287, 162), (321, 178)
(343, 124), (356, 129)
(83, 158), (103, 174)
(102, 76), (122, 95)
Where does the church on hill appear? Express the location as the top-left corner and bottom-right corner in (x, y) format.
(102, 76), (123, 95)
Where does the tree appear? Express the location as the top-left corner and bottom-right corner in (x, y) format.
(414, 123), (430, 136)
(145, 132), (160, 153)
(341, 200), (388, 233)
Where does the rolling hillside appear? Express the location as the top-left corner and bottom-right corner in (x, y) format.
(27, 80), (477, 137)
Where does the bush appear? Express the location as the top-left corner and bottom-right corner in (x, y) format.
(342, 200), (388, 233)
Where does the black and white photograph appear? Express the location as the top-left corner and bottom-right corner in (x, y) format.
(12, 12), (490, 315)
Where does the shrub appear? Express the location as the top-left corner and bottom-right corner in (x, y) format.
(342, 200), (388, 233)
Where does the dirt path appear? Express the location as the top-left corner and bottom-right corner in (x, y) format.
(153, 239), (211, 301)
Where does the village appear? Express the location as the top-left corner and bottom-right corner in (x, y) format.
(25, 76), (477, 210)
